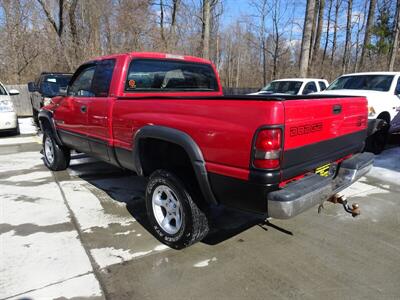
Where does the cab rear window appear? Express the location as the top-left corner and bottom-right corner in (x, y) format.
(125, 59), (218, 92)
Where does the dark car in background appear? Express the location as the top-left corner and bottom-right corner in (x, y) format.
(28, 72), (72, 123)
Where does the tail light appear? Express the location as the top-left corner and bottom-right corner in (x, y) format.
(253, 128), (282, 169)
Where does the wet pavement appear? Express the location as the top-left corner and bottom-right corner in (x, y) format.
(1, 126), (400, 299)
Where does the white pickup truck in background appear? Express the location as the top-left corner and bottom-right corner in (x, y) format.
(250, 78), (329, 95)
(318, 72), (400, 154)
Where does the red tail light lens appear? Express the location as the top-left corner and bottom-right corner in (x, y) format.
(253, 128), (282, 169)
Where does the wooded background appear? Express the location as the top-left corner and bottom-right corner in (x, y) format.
(1, 0), (399, 88)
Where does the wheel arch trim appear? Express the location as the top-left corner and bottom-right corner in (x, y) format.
(133, 125), (217, 205)
(38, 110), (63, 145)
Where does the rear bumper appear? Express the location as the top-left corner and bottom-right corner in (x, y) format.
(267, 152), (374, 219)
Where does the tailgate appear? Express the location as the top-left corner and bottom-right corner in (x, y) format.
(281, 96), (367, 180)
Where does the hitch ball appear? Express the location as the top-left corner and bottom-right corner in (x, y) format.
(328, 194), (360, 217)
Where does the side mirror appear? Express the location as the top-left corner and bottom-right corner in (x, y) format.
(28, 82), (37, 92)
(58, 87), (67, 96)
(9, 89), (20, 96)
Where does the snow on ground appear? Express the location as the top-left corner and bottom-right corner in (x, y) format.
(368, 147), (400, 186)
(0, 143), (103, 299)
(18, 117), (37, 135)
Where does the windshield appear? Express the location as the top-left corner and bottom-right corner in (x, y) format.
(327, 75), (394, 92)
(260, 81), (302, 95)
(41, 74), (72, 96)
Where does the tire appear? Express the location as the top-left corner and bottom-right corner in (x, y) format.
(365, 126), (389, 155)
(145, 169), (209, 249)
(33, 109), (39, 126)
(42, 130), (70, 171)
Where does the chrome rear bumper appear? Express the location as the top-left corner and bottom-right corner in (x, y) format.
(267, 152), (374, 219)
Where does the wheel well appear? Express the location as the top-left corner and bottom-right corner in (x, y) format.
(39, 117), (51, 132)
(139, 138), (195, 178)
(377, 112), (390, 124)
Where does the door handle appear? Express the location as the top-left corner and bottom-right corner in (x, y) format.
(333, 104), (342, 114)
(80, 105), (87, 113)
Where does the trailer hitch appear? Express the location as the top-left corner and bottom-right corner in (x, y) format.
(327, 194), (360, 217)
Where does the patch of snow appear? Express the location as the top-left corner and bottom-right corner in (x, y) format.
(60, 182), (136, 231)
(0, 136), (39, 146)
(18, 117), (37, 135)
(115, 230), (136, 235)
(0, 151), (42, 172)
(90, 247), (152, 269)
(0, 231), (94, 299)
(7, 170), (51, 182)
(366, 166), (400, 187)
(154, 244), (169, 251)
(9, 274), (103, 300)
(193, 257), (217, 268)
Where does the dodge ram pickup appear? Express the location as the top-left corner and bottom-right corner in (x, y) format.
(39, 52), (373, 249)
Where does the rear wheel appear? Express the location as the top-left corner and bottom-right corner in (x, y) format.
(42, 131), (70, 171)
(145, 169), (209, 249)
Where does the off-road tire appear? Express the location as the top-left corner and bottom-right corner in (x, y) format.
(365, 126), (388, 154)
(145, 169), (209, 249)
(42, 130), (70, 171)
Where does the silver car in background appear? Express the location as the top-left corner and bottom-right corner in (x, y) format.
(0, 81), (20, 135)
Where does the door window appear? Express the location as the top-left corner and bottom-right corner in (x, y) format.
(318, 81), (327, 91)
(92, 59), (116, 97)
(68, 66), (96, 97)
(395, 78), (400, 95)
(303, 82), (318, 94)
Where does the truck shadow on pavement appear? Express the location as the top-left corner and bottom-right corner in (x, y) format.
(68, 155), (292, 246)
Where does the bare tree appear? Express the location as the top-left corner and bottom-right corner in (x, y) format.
(322, 0), (333, 66)
(360, 0), (377, 69)
(330, 0), (341, 66)
(299, 0), (316, 77)
(389, 0), (400, 70)
(342, 0), (353, 72)
(311, 0), (325, 66)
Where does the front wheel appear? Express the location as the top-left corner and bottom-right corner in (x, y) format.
(43, 131), (70, 171)
(145, 169), (209, 249)
(365, 126), (389, 154)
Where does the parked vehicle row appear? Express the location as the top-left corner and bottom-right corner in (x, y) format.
(0, 81), (20, 135)
(37, 51), (372, 249)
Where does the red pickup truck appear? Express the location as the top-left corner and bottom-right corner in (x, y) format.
(39, 52), (373, 249)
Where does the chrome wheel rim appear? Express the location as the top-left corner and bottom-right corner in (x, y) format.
(44, 136), (54, 164)
(152, 185), (183, 235)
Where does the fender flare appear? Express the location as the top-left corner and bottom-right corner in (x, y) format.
(38, 110), (63, 145)
(133, 125), (217, 205)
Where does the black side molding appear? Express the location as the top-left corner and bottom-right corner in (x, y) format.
(133, 125), (217, 205)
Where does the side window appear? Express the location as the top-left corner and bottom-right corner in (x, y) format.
(318, 81), (327, 91)
(92, 59), (116, 97)
(68, 66), (96, 97)
(303, 82), (318, 94)
(395, 78), (400, 95)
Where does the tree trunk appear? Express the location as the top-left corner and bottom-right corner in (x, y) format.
(202, 0), (211, 59)
(342, 0), (353, 72)
(299, 0), (316, 77)
(309, 0), (319, 63)
(330, 0), (340, 65)
(322, 0), (333, 66)
(389, 0), (400, 70)
(311, 0), (325, 65)
(360, 0), (377, 69)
